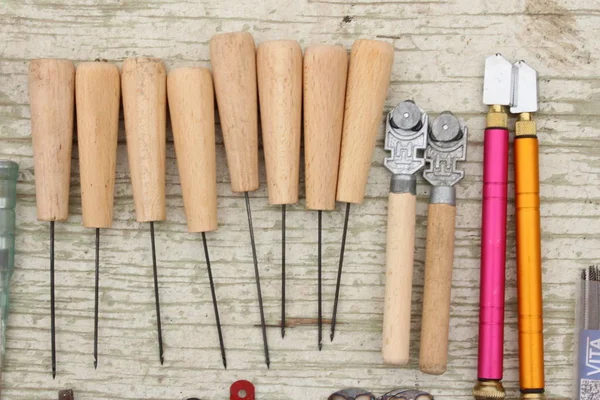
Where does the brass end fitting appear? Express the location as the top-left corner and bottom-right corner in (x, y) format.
(473, 380), (506, 400)
(486, 105), (509, 129)
(519, 392), (546, 400)
(515, 112), (537, 137)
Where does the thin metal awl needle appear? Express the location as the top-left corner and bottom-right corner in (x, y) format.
(318, 210), (322, 351)
(150, 222), (164, 364)
(93, 228), (100, 369)
(281, 204), (286, 339)
(244, 192), (270, 368)
(50, 221), (56, 379)
(201, 232), (227, 369)
(330, 203), (351, 341)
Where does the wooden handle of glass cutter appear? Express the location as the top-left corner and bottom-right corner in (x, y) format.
(303, 45), (348, 211)
(419, 202), (456, 375)
(382, 192), (416, 365)
(257, 40), (302, 205)
(76, 62), (120, 229)
(210, 32), (259, 193)
(28, 59), (75, 222)
(336, 39), (394, 204)
(167, 67), (218, 233)
(121, 57), (167, 223)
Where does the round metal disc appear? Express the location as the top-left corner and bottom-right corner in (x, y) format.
(391, 101), (422, 131)
(431, 112), (461, 142)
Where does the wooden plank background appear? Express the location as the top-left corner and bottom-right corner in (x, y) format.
(0, 0), (594, 398)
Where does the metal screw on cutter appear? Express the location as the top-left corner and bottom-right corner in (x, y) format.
(381, 100), (428, 365)
(419, 111), (467, 375)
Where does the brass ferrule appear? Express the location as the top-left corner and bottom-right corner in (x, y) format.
(519, 392), (546, 400)
(486, 105), (509, 129)
(473, 380), (506, 400)
(515, 112), (537, 137)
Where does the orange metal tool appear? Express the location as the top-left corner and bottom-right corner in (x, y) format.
(512, 61), (545, 399)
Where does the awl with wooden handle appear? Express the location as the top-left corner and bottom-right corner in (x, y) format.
(303, 44), (348, 349)
(331, 39), (394, 340)
(28, 58), (75, 378)
(381, 100), (428, 365)
(121, 57), (167, 364)
(419, 112), (468, 374)
(167, 66), (227, 368)
(75, 61), (120, 369)
(210, 32), (269, 367)
(257, 40), (302, 341)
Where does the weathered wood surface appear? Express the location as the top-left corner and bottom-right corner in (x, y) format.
(0, 0), (593, 398)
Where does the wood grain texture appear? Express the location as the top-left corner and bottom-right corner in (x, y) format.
(336, 39), (394, 204)
(28, 59), (74, 222)
(210, 32), (259, 193)
(0, 0), (591, 398)
(257, 40), (302, 205)
(419, 203), (457, 375)
(76, 62), (120, 229)
(382, 192), (416, 366)
(121, 58), (167, 223)
(167, 67), (218, 233)
(303, 45), (348, 211)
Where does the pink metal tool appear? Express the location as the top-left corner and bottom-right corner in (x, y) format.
(473, 54), (515, 400)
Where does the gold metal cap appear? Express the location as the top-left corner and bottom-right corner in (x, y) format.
(486, 105), (508, 129)
(515, 113), (537, 136)
(473, 380), (506, 400)
(519, 392), (546, 400)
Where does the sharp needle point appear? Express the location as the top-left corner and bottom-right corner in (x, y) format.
(150, 222), (164, 365)
(281, 204), (286, 340)
(94, 228), (100, 370)
(201, 232), (227, 369)
(50, 221), (56, 378)
(331, 203), (351, 342)
(244, 192), (270, 368)
(318, 210), (323, 351)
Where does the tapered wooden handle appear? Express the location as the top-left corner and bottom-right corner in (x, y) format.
(28, 59), (75, 222)
(419, 203), (457, 375)
(303, 45), (348, 211)
(382, 192), (416, 365)
(121, 58), (167, 223)
(337, 39), (394, 204)
(76, 62), (120, 229)
(167, 67), (218, 233)
(257, 40), (302, 205)
(210, 32), (259, 193)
